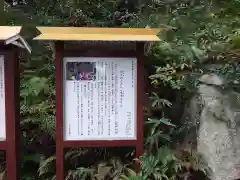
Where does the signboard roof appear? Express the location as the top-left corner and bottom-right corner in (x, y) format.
(0, 26), (32, 53)
(0, 26), (22, 40)
(34, 27), (161, 41)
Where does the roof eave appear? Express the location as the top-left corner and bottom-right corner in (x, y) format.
(0, 26), (33, 53)
(5, 34), (32, 53)
(33, 27), (161, 42)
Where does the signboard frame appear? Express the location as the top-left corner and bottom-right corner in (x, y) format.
(0, 46), (20, 180)
(55, 41), (145, 180)
(0, 26), (35, 180)
(62, 57), (138, 141)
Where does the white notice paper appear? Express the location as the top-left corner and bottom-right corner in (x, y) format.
(63, 57), (137, 141)
(0, 56), (6, 141)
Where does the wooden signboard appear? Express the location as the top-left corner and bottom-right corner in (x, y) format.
(0, 46), (20, 180)
(0, 55), (6, 142)
(0, 26), (31, 180)
(34, 27), (160, 180)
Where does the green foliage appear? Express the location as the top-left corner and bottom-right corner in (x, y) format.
(38, 154), (135, 180)
(177, 148), (210, 177)
(66, 157), (130, 180)
(145, 118), (176, 151)
(121, 147), (209, 180)
(20, 45), (56, 143)
(3, 0), (240, 179)
(139, 147), (181, 180)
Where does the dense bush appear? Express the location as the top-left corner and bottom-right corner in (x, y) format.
(2, 0), (240, 179)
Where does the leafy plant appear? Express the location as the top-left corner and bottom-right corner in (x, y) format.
(145, 118), (176, 152)
(121, 147), (181, 180)
(176, 149), (210, 180)
(66, 157), (125, 180)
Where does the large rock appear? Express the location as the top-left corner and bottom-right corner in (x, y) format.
(182, 73), (240, 180)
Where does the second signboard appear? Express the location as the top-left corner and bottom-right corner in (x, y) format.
(0, 55), (6, 141)
(63, 57), (137, 141)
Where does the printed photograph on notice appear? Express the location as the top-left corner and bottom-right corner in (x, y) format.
(66, 62), (96, 81)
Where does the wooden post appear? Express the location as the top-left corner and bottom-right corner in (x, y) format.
(0, 46), (20, 180)
(55, 41), (65, 180)
(135, 42), (145, 173)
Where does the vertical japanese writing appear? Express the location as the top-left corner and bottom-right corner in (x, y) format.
(108, 63), (111, 136)
(90, 83), (94, 135)
(80, 84), (83, 135)
(0, 61), (3, 99)
(105, 62), (108, 117)
(126, 112), (132, 136)
(87, 82), (91, 136)
(119, 70), (124, 108)
(97, 62), (101, 136)
(76, 82), (80, 136)
(132, 60), (135, 88)
(104, 62), (108, 135)
(111, 62), (115, 135)
(0, 56), (5, 140)
(100, 61), (104, 136)
(114, 63), (118, 135)
(106, 62), (110, 136)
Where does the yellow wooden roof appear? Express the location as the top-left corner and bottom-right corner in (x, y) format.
(34, 27), (161, 41)
(0, 26), (22, 40)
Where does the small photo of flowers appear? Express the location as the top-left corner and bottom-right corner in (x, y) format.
(66, 62), (96, 81)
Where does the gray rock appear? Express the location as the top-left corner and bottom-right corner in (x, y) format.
(181, 73), (240, 180)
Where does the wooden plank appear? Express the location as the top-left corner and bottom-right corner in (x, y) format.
(36, 27), (160, 35)
(34, 27), (161, 41)
(0, 26), (21, 40)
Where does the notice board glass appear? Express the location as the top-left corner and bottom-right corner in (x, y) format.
(63, 57), (137, 141)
